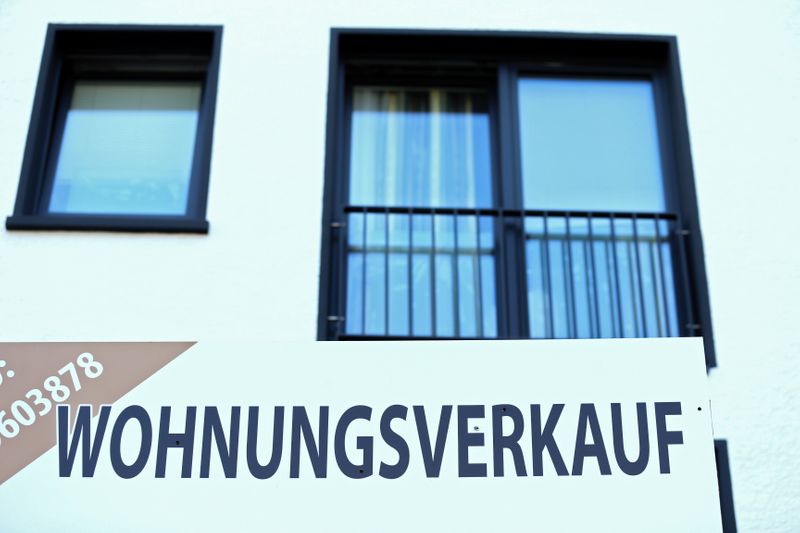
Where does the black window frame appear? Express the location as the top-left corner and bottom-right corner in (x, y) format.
(318, 29), (715, 367)
(6, 24), (223, 234)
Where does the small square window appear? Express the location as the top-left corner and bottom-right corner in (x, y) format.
(6, 25), (222, 233)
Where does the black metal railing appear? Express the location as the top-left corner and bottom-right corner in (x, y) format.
(332, 205), (697, 341)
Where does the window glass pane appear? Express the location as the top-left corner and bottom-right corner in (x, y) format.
(345, 86), (497, 338)
(345, 210), (498, 338)
(411, 214), (434, 336)
(349, 87), (492, 208)
(525, 214), (680, 339)
(49, 81), (201, 215)
(518, 77), (666, 213)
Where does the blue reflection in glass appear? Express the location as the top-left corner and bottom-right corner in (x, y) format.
(525, 215), (680, 339)
(49, 81), (201, 215)
(345, 87), (497, 337)
(349, 88), (492, 208)
(518, 77), (666, 213)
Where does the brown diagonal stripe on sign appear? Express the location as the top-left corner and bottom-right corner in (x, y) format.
(0, 342), (195, 485)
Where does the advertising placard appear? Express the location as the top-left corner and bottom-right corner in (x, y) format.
(0, 338), (722, 532)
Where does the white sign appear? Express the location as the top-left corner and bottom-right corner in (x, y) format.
(0, 338), (722, 532)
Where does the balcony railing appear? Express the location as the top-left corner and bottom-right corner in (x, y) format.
(332, 205), (697, 340)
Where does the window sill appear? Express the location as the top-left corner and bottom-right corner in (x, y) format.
(5, 215), (209, 234)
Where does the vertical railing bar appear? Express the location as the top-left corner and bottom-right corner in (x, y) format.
(453, 212), (461, 338)
(654, 214), (672, 336)
(543, 213), (555, 338)
(562, 240), (571, 338)
(675, 216), (697, 336)
(497, 211), (508, 338)
(583, 239), (594, 338)
(627, 240), (640, 337)
(336, 212), (347, 339)
(609, 214), (625, 337)
(587, 213), (601, 338)
(361, 208), (368, 336)
(407, 209), (413, 337)
(604, 239), (617, 338)
(648, 219), (664, 337)
(474, 213), (484, 339)
(565, 214), (578, 338)
(538, 228), (547, 339)
(431, 211), (437, 337)
(632, 214), (648, 337)
(384, 208), (390, 336)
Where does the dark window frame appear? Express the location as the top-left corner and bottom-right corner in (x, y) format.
(6, 24), (223, 234)
(318, 29), (715, 367)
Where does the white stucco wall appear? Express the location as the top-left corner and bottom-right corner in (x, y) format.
(1, 0), (798, 530)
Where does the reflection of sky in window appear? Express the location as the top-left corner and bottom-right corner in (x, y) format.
(49, 81), (201, 215)
(518, 78), (666, 213)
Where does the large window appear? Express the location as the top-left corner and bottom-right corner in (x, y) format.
(518, 77), (677, 339)
(317, 30), (714, 365)
(6, 25), (222, 233)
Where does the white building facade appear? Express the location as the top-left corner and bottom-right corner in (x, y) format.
(1, 0), (798, 530)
